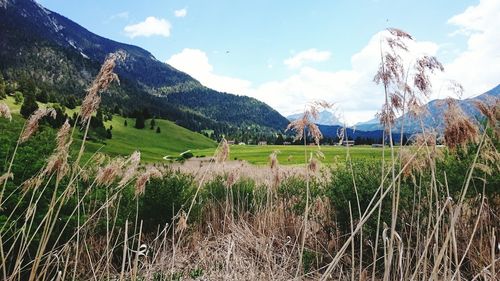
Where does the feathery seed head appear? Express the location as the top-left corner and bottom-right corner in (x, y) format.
(0, 103), (12, 121)
(80, 51), (123, 125)
(135, 166), (162, 197)
(20, 108), (57, 143)
(444, 99), (479, 150)
(216, 138), (230, 163)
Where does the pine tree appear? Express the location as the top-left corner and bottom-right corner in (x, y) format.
(20, 93), (38, 118)
(124, 120), (128, 127)
(135, 113), (145, 129)
(150, 118), (156, 129)
(156, 126), (161, 133)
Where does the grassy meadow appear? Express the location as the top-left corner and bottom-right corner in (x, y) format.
(1, 34), (499, 281)
(3, 95), (217, 162)
(193, 144), (385, 165)
(83, 115), (216, 162)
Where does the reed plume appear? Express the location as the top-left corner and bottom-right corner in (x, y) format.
(80, 51), (124, 125)
(135, 166), (162, 197)
(0, 103), (12, 121)
(43, 120), (72, 181)
(216, 138), (229, 163)
(286, 100), (332, 145)
(0, 173), (13, 186)
(118, 151), (141, 186)
(444, 98), (479, 150)
(20, 108), (56, 143)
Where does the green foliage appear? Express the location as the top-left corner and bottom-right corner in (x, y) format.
(36, 89), (48, 103)
(150, 118), (156, 129)
(139, 171), (196, 232)
(201, 176), (258, 218)
(20, 92), (38, 118)
(0, 74), (6, 99)
(189, 268), (204, 279)
(156, 126), (160, 133)
(135, 113), (145, 129)
(13, 91), (23, 104)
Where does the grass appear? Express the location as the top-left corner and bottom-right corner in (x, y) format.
(1, 40), (498, 280)
(83, 116), (216, 162)
(3, 95), (217, 162)
(193, 144), (385, 165)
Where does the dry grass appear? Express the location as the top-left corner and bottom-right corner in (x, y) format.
(0, 40), (499, 281)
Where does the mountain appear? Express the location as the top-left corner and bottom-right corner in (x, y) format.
(353, 84), (500, 133)
(0, 0), (289, 133)
(353, 118), (382, 132)
(287, 110), (342, 126)
(317, 124), (406, 144)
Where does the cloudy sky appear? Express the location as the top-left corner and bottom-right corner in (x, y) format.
(38, 0), (500, 124)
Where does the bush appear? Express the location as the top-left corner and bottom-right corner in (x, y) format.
(20, 93), (38, 118)
(139, 171), (196, 232)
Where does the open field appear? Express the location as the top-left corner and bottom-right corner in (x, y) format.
(193, 144), (386, 165)
(3, 96), (217, 162)
(83, 116), (216, 162)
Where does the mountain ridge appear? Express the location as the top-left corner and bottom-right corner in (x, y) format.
(354, 84), (500, 132)
(0, 0), (289, 133)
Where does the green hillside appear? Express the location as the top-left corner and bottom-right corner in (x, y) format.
(2, 96), (217, 162)
(85, 116), (216, 162)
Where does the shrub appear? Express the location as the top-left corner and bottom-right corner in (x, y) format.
(139, 171), (196, 232)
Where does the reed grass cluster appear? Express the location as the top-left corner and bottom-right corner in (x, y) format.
(0, 30), (499, 281)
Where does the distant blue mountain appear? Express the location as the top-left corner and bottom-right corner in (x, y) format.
(287, 110), (342, 126)
(353, 84), (500, 133)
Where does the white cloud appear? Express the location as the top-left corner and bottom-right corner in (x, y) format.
(284, 48), (331, 69)
(245, 33), (440, 125)
(124, 17), (171, 38)
(165, 34), (440, 125)
(444, 0), (500, 98)
(165, 1), (500, 125)
(174, 8), (187, 18)
(166, 48), (252, 94)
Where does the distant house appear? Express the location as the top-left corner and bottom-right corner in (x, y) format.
(371, 144), (383, 148)
(227, 140), (235, 145)
(258, 141), (267, 146)
(238, 142), (246, 145)
(342, 140), (355, 146)
(283, 141), (291, 145)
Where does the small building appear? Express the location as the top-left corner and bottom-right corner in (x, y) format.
(227, 140), (235, 145)
(283, 141), (292, 145)
(238, 142), (246, 145)
(342, 140), (355, 146)
(258, 141), (267, 146)
(371, 144), (383, 148)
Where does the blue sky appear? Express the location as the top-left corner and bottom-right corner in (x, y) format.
(38, 0), (500, 124)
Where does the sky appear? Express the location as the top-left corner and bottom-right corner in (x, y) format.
(37, 0), (500, 125)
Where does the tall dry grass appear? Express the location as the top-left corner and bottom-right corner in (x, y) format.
(0, 30), (499, 281)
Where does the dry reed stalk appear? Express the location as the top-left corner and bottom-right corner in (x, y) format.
(80, 52), (123, 125)
(216, 138), (229, 163)
(134, 166), (162, 197)
(444, 98), (479, 150)
(20, 108), (56, 143)
(0, 103), (11, 121)
(42, 119), (72, 182)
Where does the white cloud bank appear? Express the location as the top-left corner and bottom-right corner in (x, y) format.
(166, 48), (252, 94)
(445, 0), (500, 98)
(124, 17), (171, 38)
(165, 0), (500, 124)
(284, 48), (331, 69)
(174, 8), (187, 18)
